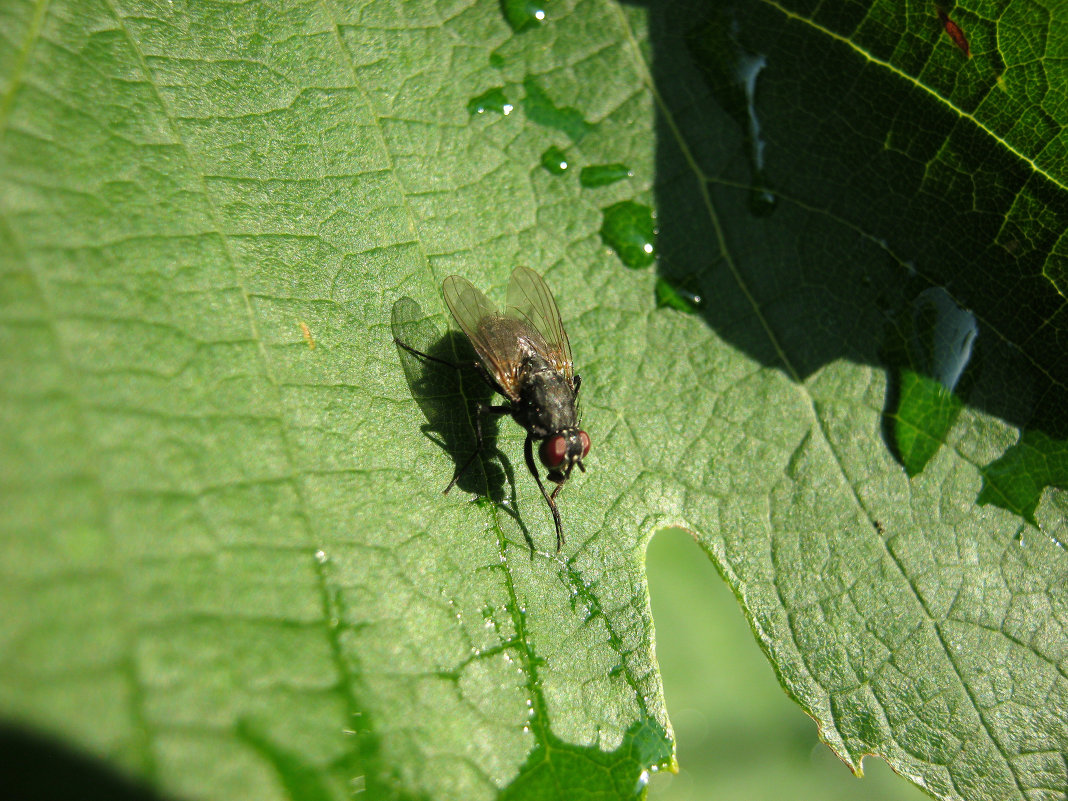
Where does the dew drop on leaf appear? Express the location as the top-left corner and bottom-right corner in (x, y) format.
(600, 200), (657, 269)
(655, 277), (706, 314)
(687, 9), (777, 216)
(500, 0), (546, 33)
(539, 145), (569, 174)
(907, 286), (978, 392)
(885, 286), (976, 476)
(467, 87), (514, 116)
(579, 163), (632, 187)
(749, 183), (778, 216)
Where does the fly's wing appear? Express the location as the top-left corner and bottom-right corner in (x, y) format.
(506, 266), (574, 381)
(442, 274), (522, 401)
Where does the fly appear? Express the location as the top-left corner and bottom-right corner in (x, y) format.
(395, 266), (590, 552)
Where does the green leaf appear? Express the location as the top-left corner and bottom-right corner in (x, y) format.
(2, 2), (1066, 801)
(978, 431), (1068, 526)
(890, 370), (964, 477)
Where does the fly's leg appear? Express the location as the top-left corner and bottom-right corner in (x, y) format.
(573, 374), (581, 396)
(445, 402), (510, 494)
(395, 337), (507, 397)
(394, 337), (463, 370)
(525, 434), (564, 552)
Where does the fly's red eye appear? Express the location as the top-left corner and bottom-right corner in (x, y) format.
(539, 435), (567, 469)
(578, 430), (591, 459)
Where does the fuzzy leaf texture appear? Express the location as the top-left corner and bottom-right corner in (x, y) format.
(1, 1), (1066, 800)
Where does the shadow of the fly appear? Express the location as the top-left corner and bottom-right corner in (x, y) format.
(391, 297), (536, 553)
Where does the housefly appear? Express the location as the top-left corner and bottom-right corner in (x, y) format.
(395, 266), (589, 552)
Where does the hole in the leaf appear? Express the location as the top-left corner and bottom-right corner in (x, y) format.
(645, 528), (926, 800)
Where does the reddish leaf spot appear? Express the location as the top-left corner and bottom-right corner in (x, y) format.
(938, 8), (971, 58)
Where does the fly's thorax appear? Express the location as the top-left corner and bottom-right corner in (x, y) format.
(512, 356), (578, 437)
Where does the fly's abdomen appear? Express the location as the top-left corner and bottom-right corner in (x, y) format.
(516, 366), (577, 436)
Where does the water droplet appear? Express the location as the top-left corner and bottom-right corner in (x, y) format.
(688, 11), (776, 216)
(540, 145), (569, 175)
(749, 183), (777, 216)
(600, 200), (657, 269)
(467, 87), (513, 116)
(500, 0), (547, 33)
(579, 163), (632, 188)
(522, 76), (592, 143)
(907, 286), (978, 392)
(883, 285), (977, 477)
(634, 770), (650, 792)
(314, 549), (328, 564)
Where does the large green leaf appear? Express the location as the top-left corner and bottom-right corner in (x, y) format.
(1, 1), (1066, 800)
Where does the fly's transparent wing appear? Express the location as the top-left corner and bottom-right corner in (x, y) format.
(442, 274), (522, 400)
(505, 266), (574, 379)
(442, 275), (496, 344)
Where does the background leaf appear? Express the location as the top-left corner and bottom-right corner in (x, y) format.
(1, 2), (1066, 801)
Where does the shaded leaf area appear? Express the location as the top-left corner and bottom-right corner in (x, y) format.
(646, 0), (1067, 436)
(0, 721), (175, 801)
(978, 431), (1068, 527)
(636, 0), (1068, 799)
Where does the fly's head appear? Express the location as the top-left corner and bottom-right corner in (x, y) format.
(539, 427), (591, 482)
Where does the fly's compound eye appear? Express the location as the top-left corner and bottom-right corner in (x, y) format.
(539, 435), (568, 469)
(578, 430), (591, 459)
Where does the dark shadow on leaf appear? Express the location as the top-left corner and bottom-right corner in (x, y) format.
(0, 720), (176, 801)
(626, 0), (1067, 443)
(391, 298), (536, 552)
